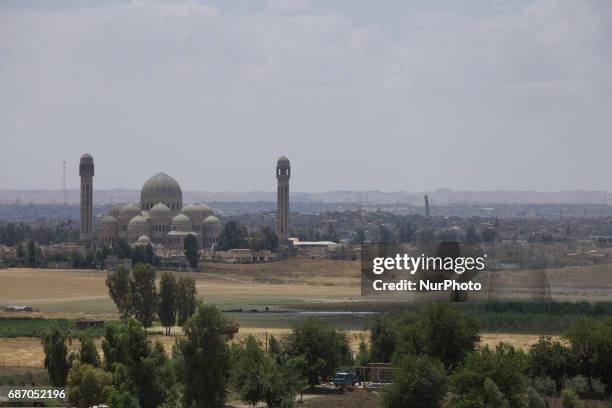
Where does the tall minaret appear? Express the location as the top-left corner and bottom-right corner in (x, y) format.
(79, 153), (94, 242)
(276, 156), (290, 242)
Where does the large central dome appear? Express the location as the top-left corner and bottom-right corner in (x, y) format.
(140, 172), (183, 213)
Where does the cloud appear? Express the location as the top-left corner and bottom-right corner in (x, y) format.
(0, 0), (611, 192)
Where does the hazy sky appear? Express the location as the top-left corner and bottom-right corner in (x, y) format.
(1, 0), (611, 192)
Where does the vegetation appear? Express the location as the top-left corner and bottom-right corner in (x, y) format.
(174, 303), (237, 408)
(67, 363), (113, 408)
(130, 263), (158, 328)
(176, 276), (198, 327)
(216, 220), (250, 251)
(383, 354), (447, 408)
(285, 318), (351, 388)
(183, 235), (200, 269)
(159, 272), (178, 335)
(41, 327), (71, 387)
(0, 317), (105, 338)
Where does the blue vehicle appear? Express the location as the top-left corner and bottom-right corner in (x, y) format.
(331, 371), (358, 387)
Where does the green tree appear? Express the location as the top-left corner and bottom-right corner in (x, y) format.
(175, 304), (238, 408)
(355, 338), (370, 367)
(398, 220), (415, 243)
(561, 389), (582, 408)
(106, 266), (133, 323)
(351, 228), (367, 245)
(41, 327), (71, 387)
(67, 363), (113, 408)
(383, 354), (447, 408)
(592, 317), (612, 393)
(101, 320), (175, 408)
(16, 242), (25, 264)
(216, 220), (249, 250)
(250, 226), (279, 251)
(421, 303), (479, 371)
(232, 335), (266, 406)
(369, 317), (397, 363)
(527, 336), (575, 392)
(25, 239), (40, 267)
(451, 343), (528, 408)
(285, 318), (351, 388)
(159, 273), (178, 335)
(184, 235), (199, 269)
(563, 319), (597, 393)
(322, 224), (338, 242)
(377, 225), (395, 243)
(176, 276), (198, 327)
(79, 334), (101, 367)
(261, 356), (304, 408)
(114, 239), (132, 259)
(131, 244), (158, 266)
(130, 263), (158, 328)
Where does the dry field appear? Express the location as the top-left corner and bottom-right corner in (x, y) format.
(0, 330), (551, 369)
(0, 260), (609, 368)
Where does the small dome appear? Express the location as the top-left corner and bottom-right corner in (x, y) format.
(199, 203), (214, 217)
(128, 215), (148, 227)
(100, 215), (118, 225)
(135, 235), (152, 246)
(80, 153), (93, 162)
(142, 172), (181, 193)
(171, 213), (193, 232)
(203, 215), (221, 226)
(150, 202), (171, 217)
(181, 204), (205, 223)
(108, 203), (124, 218)
(119, 203), (141, 219)
(277, 155), (290, 165)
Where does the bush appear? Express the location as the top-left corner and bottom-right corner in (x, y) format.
(451, 343), (527, 408)
(561, 388), (582, 408)
(383, 354), (447, 408)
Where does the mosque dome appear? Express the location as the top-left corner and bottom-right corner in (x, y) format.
(135, 235), (152, 246)
(128, 215), (148, 227)
(108, 203), (124, 218)
(181, 204), (205, 224)
(199, 203), (214, 218)
(141, 173), (182, 213)
(203, 215), (222, 235)
(142, 172), (181, 193)
(119, 203), (141, 220)
(171, 213), (193, 232)
(100, 215), (118, 225)
(150, 202), (171, 218)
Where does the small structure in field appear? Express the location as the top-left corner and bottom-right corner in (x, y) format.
(75, 320), (105, 330)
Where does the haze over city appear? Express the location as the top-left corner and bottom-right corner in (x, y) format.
(1, 0), (611, 192)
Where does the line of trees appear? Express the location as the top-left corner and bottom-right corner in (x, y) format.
(360, 303), (612, 408)
(106, 264), (197, 332)
(42, 306), (353, 408)
(216, 222), (279, 251)
(0, 221), (79, 246)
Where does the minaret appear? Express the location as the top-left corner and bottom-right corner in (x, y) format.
(276, 156), (290, 242)
(79, 153), (94, 242)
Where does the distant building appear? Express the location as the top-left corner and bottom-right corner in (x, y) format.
(93, 172), (221, 250)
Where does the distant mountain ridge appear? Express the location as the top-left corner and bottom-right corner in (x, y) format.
(1, 188), (612, 206)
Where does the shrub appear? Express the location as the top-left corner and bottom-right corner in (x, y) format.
(561, 388), (582, 408)
(383, 354), (447, 408)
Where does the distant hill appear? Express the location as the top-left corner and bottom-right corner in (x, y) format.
(1, 188), (612, 206)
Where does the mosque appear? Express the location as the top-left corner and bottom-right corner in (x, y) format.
(95, 172), (222, 250)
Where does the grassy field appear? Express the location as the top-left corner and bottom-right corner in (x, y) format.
(0, 260), (611, 368)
